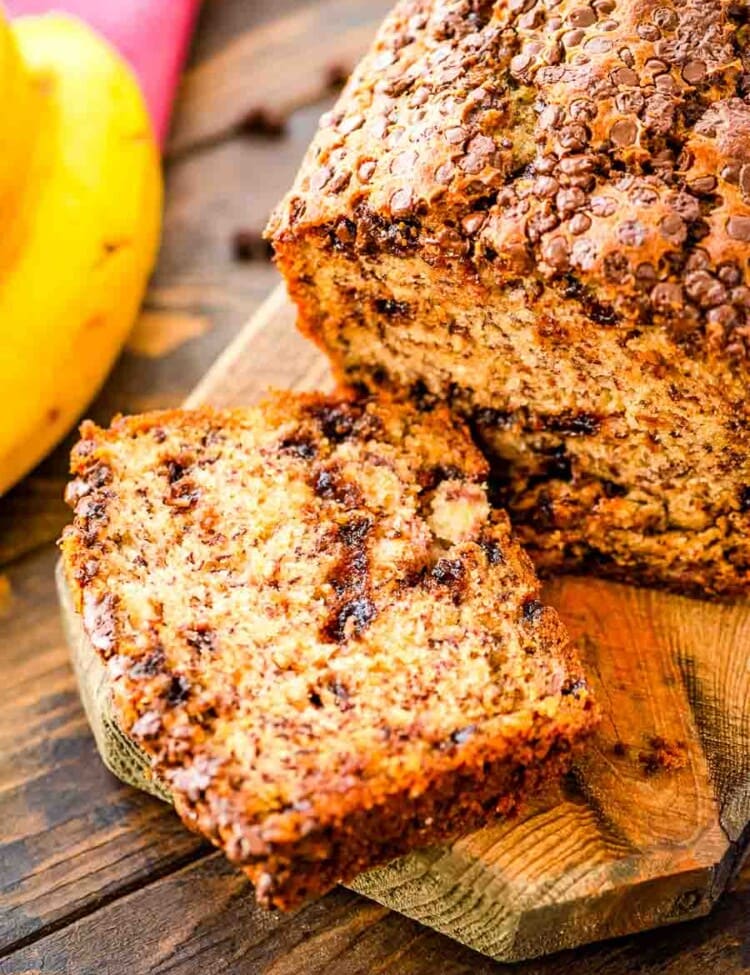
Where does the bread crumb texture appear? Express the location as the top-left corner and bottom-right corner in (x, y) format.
(61, 393), (596, 909)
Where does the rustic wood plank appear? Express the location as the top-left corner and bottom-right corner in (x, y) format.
(0, 546), (209, 956)
(168, 0), (392, 155)
(3, 850), (750, 975)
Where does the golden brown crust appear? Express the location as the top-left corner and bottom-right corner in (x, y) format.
(268, 0), (750, 596)
(269, 0), (750, 357)
(60, 392), (596, 909)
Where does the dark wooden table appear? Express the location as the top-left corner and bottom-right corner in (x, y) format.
(1, 2), (749, 972)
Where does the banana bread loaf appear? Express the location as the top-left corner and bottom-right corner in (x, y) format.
(60, 393), (595, 910)
(269, 0), (750, 597)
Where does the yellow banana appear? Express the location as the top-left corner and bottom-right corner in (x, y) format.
(0, 12), (39, 268)
(0, 12), (162, 496)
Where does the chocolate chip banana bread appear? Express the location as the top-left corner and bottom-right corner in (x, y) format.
(60, 392), (596, 910)
(268, 0), (750, 597)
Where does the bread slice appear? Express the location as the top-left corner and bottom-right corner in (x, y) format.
(60, 392), (597, 909)
(268, 0), (750, 597)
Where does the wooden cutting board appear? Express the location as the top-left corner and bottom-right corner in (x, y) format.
(74, 283), (750, 963)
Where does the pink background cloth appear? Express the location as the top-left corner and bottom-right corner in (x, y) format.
(5, 0), (201, 144)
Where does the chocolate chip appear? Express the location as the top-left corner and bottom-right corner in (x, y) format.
(330, 171), (352, 196)
(651, 282), (684, 310)
(167, 479), (201, 510)
(390, 188), (414, 216)
(185, 625), (216, 654)
(558, 123), (589, 152)
(358, 159), (377, 182)
(562, 28), (585, 47)
(717, 262), (742, 287)
(659, 213), (687, 244)
(727, 216), (750, 242)
(522, 599), (544, 622)
(611, 66), (638, 86)
(480, 538), (505, 565)
(602, 479), (627, 498)
(238, 107), (286, 138)
(569, 213), (592, 235)
(279, 436), (317, 460)
(635, 261), (657, 288)
(510, 52), (532, 77)
(688, 175), (717, 194)
(374, 297), (410, 316)
(628, 183), (658, 206)
(569, 98), (597, 121)
(324, 62), (349, 90)
(310, 402), (361, 443)
(545, 410), (601, 435)
(326, 597), (376, 642)
(556, 187), (586, 215)
(435, 161), (454, 185)
(583, 35), (612, 53)
(130, 648), (166, 679)
(610, 118), (638, 146)
(533, 175), (559, 198)
(637, 23), (660, 41)
(562, 677), (587, 696)
(685, 270), (727, 308)
(232, 229), (273, 262)
(450, 724), (477, 745)
(459, 152), (484, 174)
(310, 166), (332, 192)
(681, 60), (706, 85)
(541, 236), (570, 270)
(431, 558), (464, 587)
(166, 675), (190, 706)
(569, 5), (596, 26)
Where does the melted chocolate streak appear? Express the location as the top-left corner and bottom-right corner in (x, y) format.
(322, 514), (377, 643)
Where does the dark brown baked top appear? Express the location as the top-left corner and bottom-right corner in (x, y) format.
(60, 393), (595, 904)
(269, 0), (750, 361)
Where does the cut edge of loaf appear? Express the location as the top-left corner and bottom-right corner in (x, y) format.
(59, 392), (597, 909)
(267, 0), (750, 598)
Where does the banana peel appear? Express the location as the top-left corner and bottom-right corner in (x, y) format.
(0, 12), (162, 496)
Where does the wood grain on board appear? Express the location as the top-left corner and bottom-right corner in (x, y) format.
(1, 0), (750, 971)
(168, 0), (393, 156)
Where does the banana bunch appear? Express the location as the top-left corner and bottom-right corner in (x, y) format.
(0, 12), (162, 495)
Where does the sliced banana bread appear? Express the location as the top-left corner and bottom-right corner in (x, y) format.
(268, 0), (750, 597)
(60, 392), (596, 909)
